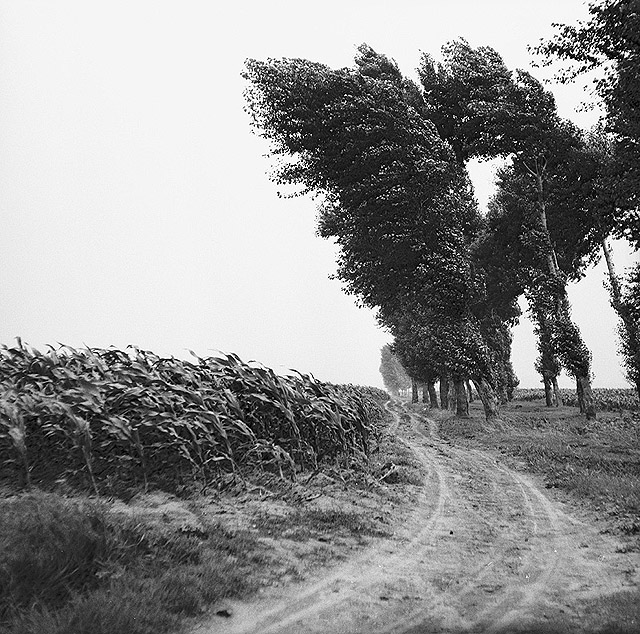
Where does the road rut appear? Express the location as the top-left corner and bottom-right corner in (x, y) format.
(194, 401), (640, 633)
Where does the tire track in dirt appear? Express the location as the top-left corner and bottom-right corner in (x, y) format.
(195, 401), (640, 634)
(375, 406), (567, 633)
(197, 401), (448, 634)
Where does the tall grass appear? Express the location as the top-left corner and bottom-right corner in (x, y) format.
(0, 341), (387, 493)
(0, 492), (271, 634)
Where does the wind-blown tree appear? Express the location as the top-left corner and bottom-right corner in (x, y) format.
(243, 46), (501, 421)
(417, 42), (600, 411)
(471, 217), (523, 404)
(581, 127), (640, 397)
(488, 112), (602, 418)
(534, 0), (640, 242)
(618, 263), (640, 393)
(537, 1), (640, 396)
(379, 344), (411, 397)
(416, 39), (530, 410)
(476, 167), (562, 405)
(418, 39), (524, 164)
(389, 311), (443, 410)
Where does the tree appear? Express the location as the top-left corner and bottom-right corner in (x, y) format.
(581, 127), (640, 397)
(390, 315), (441, 409)
(418, 39), (524, 164)
(417, 40), (535, 413)
(489, 130), (600, 418)
(243, 47), (502, 421)
(379, 344), (410, 396)
(618, 263), (640, 393)
(534, 0), (640, 246)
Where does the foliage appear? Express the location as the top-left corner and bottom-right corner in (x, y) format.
(243, 46), (501, 419)
(390, 317), (440, 387)
(378, 344), (410, 395)
(243, 50), (460, 313)
(418, 39), (523, 163)
(0, 341), (386, 493)
(533, 0), (640, 247)
(617, 262), (640, 393)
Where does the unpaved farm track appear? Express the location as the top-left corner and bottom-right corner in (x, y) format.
(195, 401), (640, 634)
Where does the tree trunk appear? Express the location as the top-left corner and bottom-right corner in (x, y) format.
(465, 379), (474, 402)
(421, 383), (428, 404)
(543, 376), (554, 407)
(552, 376), (563, 407)
(496, 383), (508, 405)
(534, 168), (560, 277)
(448, 381), (456, 411)
(411, 379), (418, 404)
(530, 160), (597, 420)
(427, 381), (439, 408)
(472, 377), (499, 422)
(576, 377), (585, 414)
(602, 238), (622, 305)
(577, 374), (596, 420)
(439, 376), (449, 409)
(602, 239), (640, 399)
(454, 379), (470, 418)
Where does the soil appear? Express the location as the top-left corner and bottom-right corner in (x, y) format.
(190, 401), (640, 634)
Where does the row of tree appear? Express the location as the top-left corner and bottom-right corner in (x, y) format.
(243, 0), (639, 422)
(379, 343), (480, 409)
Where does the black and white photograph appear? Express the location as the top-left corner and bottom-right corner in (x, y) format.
(1, 1), (639, 632)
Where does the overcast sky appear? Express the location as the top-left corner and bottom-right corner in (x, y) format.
(1, 1), (637, 389)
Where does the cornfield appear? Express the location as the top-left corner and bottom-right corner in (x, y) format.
(0, 340), (388, 494)
(513, 388), (639, 411)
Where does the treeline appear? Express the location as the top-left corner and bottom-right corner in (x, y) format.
(380, 343), (491, 409)
(243, 2), (639, 421)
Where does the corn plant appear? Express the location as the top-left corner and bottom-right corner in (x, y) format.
(0, 391), (31, 487)
(0, 341), (388, 494)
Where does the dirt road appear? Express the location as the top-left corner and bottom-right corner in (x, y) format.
(195, 401), (640, 633)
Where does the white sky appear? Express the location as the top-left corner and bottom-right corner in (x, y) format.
(1, 1), (637, 389)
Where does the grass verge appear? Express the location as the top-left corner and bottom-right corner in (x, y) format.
(0, 491), (271, 634)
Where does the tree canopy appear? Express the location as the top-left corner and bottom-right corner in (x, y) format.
(243, 33), (638, 419)
(534, 0), (640, 246)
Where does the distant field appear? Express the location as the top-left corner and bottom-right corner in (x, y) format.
(513, 388), (639, 411)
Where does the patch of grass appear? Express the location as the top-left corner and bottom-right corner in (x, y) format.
(0, 492), (277, 634)
(582, 589), (640, 634)
(437, 401), (640, 545)
(254, 507), (390, 542)
(0, 492), (110, 618)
